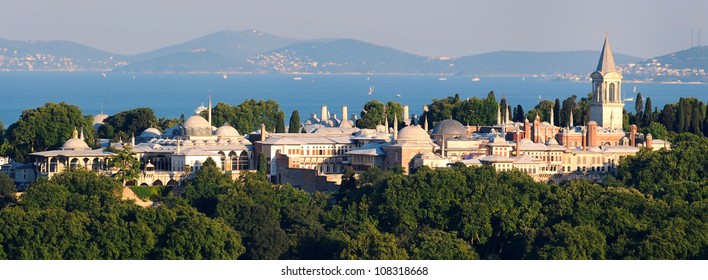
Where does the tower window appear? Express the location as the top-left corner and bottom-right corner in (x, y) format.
(609, 83), (615, 101)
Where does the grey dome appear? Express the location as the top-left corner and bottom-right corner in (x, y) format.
(431, 119), (466, 137)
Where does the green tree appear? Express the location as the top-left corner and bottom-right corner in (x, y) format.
(288, 110), (301, 133)
(152, 206), (245, 260)
(6, 102), (94, 162)
(356, 100), (386, 129)
(340, 220), (409, 260)
(410, 228), (478, 260)
(275, 111), (286, 133)
(514, 104), (525, 122)
(553, 98), (561, 126)
(643, 97), (653, 126)
(109, 146), (141, 186)
(560, 95), (578, 127)
(642, 122), (668, 140)
(536, 222), (606, 260)
(183, 157), (232, 216)
(0, 172), (16, 208)
(635, 92), (644, 115)
(257, 153), (267, 179)
(99, 107), (158, 141)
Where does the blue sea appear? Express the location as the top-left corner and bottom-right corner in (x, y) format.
(0, 72), (706, 126)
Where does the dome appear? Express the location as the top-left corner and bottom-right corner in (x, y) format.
(397, 125), (431, 142)
(215, 123), (240, 137)
(140, 128), (162, 138)
(93, 113), (108, 125)
(431, 119), (467, 137)
(183, 115), (212, 136)
(491, 135), (507, 143)
(375, 124), (387, 133)
(62, 138), (90, 151)
(184, 115), (210, 129)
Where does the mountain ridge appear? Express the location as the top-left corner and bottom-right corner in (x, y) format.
(1, 30), (705, 80)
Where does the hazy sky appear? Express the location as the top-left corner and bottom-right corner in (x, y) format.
(1, 0), (706, 58)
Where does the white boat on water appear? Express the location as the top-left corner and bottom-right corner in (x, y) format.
(222, 74), (228, 79)
(438, 77), (448, 81)
(472, 77), (480, 82)
(293, 77), (302, 81)
(368, 85), (374, 95)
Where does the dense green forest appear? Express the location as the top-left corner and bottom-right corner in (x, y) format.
(0, 134), (705, 259)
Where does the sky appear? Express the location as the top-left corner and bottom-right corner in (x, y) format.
(1, 0), (706, 59)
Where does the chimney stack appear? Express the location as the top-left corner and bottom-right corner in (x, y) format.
(630, 124), (637, 146)
(403, 105), (410, 124)
(342, 106), (348, 122)
(524, 118), (531, 140)
(588, 121), (598, 147)
(646, 133), (653, 149)
(321, 105), (327, 124)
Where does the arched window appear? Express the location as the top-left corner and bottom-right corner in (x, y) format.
(239, 151), (249, 170)
(609, 83), (615, 101)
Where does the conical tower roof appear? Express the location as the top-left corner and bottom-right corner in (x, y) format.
(596, 33), (617, 74)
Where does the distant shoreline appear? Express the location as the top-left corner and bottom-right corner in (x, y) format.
(0, 70), (704, 84)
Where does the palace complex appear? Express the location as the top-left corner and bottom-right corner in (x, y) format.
(4, 34), (670, 190)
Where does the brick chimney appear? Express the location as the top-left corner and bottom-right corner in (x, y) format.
(588, 121), (598, 147)
(630, 124), (637, 146)
(524, 118), (531, 140)
(646, 133), (653, 149)
(534, 115), (541, 143)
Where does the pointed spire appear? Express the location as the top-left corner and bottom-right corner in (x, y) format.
(596, 33), (617, 74)
(549, 106), (554, 127)
(393, 114), (398, 140)
(505, 105), (510, 124)
(79, 128), (85, 141)
(569, 110), (574, 128)
(424, 115), (429, 132)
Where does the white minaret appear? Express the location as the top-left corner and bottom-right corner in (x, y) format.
(549, 106), (554, 127)
(208, 94), (212, 127)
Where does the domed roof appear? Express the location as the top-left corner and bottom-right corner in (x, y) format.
(184, 115), (211, 129)
(93, 113), (108, 125)
(140, 127), (162, 138)
(375, 124), (387, 133)
(215, 123), (240, 137)
(431, 119), (467, 137)
(397, 125), (431, 142)
(62, 138), (90, 151)
(491, 135), (507, 143)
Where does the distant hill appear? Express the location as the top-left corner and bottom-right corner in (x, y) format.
(644, 46), (708, 69)
(3, 30), (707, 82)
(248, 39), (446, 74)
(623, 46), (708, 82)
(115, 50), (264, 73)
(451, 51), (641, 75)
(0, 38), (129, 71)
(133, 30), (302, 62)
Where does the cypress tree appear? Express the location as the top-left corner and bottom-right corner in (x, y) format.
(643, 97), (653, 126)
(288, 110), (301, 133)
(554, 98), (561, 126)
(257, 153), (267, 179)
(635, 92), (644, 116)
(275, 111), (286, 133)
